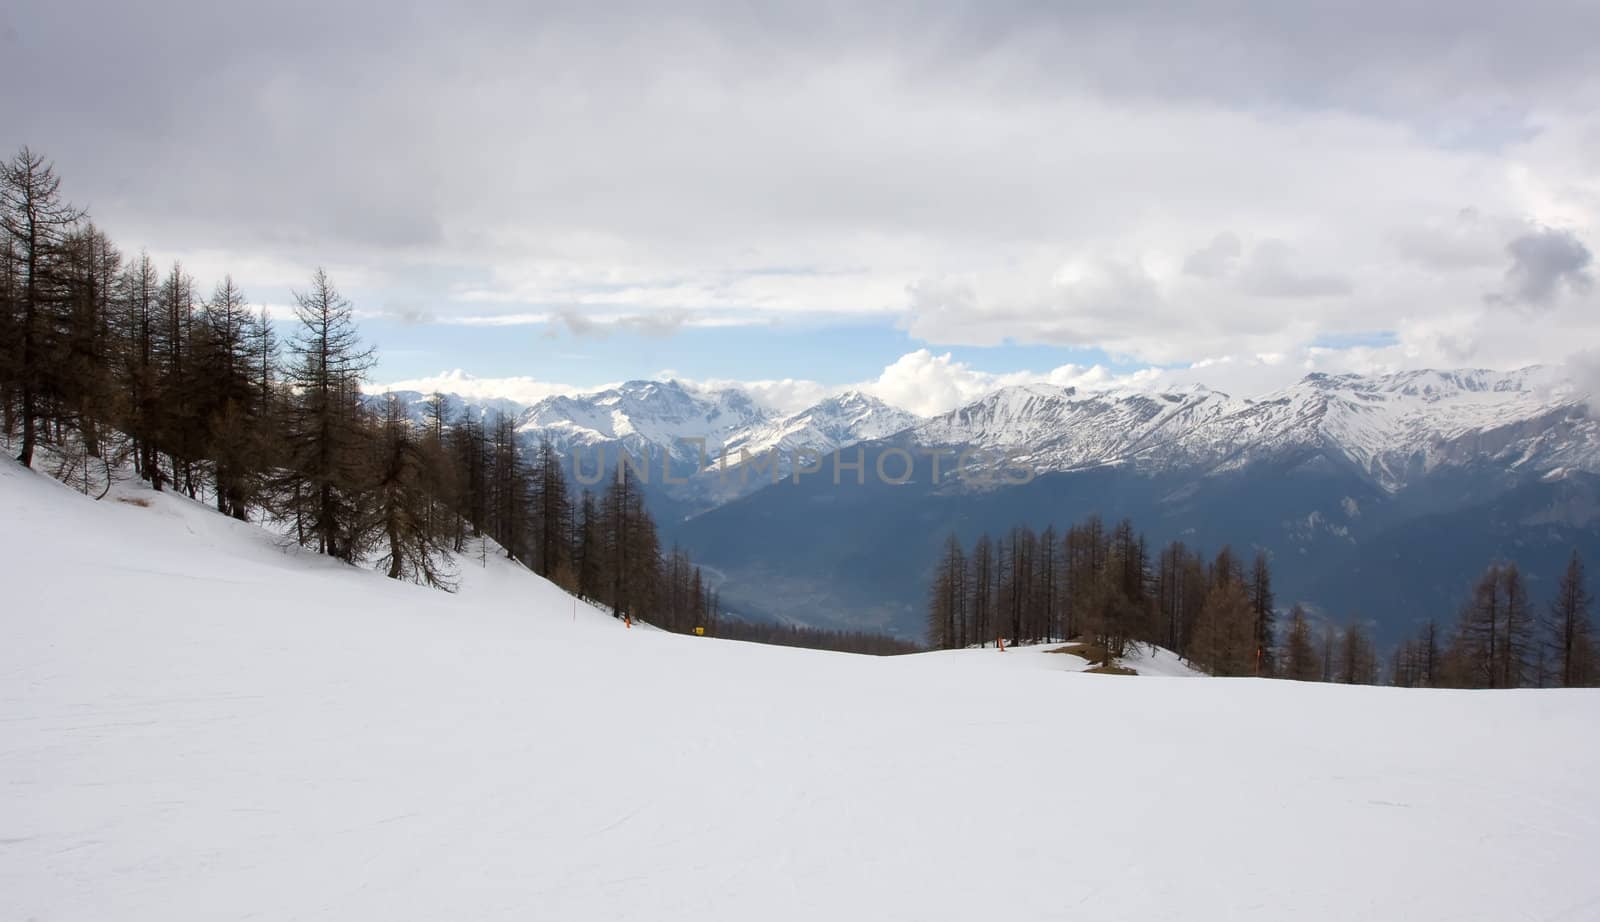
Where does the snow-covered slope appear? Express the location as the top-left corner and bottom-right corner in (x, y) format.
(4, 458), (1599, 921)
(515, 379), (771, 463)
(932, 640), (1209, 678)
(723, 390), (920, 458)
(913, 366), (1600, 490)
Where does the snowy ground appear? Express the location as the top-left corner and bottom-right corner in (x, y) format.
(930, 638), (1208, 677)
(3, 459), (1599, 921)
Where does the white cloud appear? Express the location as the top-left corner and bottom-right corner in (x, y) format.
(675, 377), (835, 416)
(856, 350), (1164, 416)
(13, 2), (1599, 378)
(368, 370), (595, 406)
(375, 342), (1600, 422)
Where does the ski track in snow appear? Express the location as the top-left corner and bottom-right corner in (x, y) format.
(2, 458), (1599, 921)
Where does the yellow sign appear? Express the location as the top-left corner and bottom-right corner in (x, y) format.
(693, 626), (705, 636)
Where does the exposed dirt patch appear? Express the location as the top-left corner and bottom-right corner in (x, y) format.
(1048, 642), (1138, 675)
(1086, 664), (1138, 676)
(1046, 642), (1109, 663)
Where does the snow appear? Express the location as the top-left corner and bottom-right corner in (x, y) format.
(4, 458), (1600, 921)
(380, 367), (1599, 499)
(928, 641), (1209, 678)
(914, 366), (1600, 489)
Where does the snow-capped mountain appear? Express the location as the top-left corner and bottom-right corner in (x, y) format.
(911, 366), (1599, 492)
(514, 380), (770, 464)
(724, 391), (921, 458)
(511, 381), (927, 475)
(674, 366), (1600, 641)
(373, 380), (927, 499)
(380, 366), (1597, 499)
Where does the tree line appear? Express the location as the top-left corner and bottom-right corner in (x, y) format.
(928, 515), (1596, 686)
(927, 517), (1279, 676)
(0, 146), (726, 636)
(1389, 553), (1595, 688)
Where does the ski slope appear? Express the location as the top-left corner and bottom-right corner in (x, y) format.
(3, 458), (1598, 921)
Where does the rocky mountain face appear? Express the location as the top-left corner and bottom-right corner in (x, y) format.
(378, 367), (1600, 643)
(374, 379), (925, 511)
(911, 367), (1597, 491)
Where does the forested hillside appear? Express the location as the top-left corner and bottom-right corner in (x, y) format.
(928, 515), (1596, 687)
(0, 148), (726, 628)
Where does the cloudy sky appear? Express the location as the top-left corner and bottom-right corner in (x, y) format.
(6, 0), (1599, 414)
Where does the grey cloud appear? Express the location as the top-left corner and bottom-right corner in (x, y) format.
(904, 260), (1168, 349)
(1391, 208), (1509, 270)
(905, 277), (980, 320)
(1239, 241), (1353, 299)
(378, 305), (437, 326)
(552, 309), (688, 339)
(1183, 232), (1242, 278)
(1568, 348), (1600, 418)
(1493, 228), (1593, 307)
(4, 0), (1597, 371)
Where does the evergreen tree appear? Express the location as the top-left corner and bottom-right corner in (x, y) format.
(1249, 550), (1276, 676)
(59, 226), (120, 459)
(1545, 550), (1595, 687)
(116, 251), (163, 484)
(574, 489), (603, 601)
(0, 236), (19, 438)
(155, 262), (203, 495)
(530, 437), (572, 582)
(1337, 618), (1379, 685)
(600, 464), (661, 621)
(1499, 564), (1535, 689)
(1280, 604), (1320, 681)
(275, 268), (375, 561)
(195, 276), (265, 518)
(969, 533), (995, 647)
(370, 395), (456, 589)
(1451, 565), (1505, 688)
(1, 146), (85, 466)
(1191, 574), (1254, 676)
(928, 532), (966, 649)
(486, 412), (530, 560)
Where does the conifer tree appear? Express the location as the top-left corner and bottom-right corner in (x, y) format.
(155, 262), (204, 495)
(969, 533), (995, 646)
(1249, 550), (1276, 676)
(1, 147), (85, 466)
(275, 268), (375, 561)
(530, 437), (572, 580)
(417, 392), (459, 554)
(574, 489), (603, 600)
(371, 395), (456, 589)
(487, 412), (530, 560)
(600, 464), (661, 621)
(1280, 604), (1320, 681)
(195, 276), (265, 518)
(0, 237), (18, 438)
(60, 226), (120, 458)
(117, 251), (163, 484)
(1500, 563), (1535, 689)
(1545, 550), (1595, 687)
(1337, 618), (1379, 684)
(1191, 574), (1254, 676)
(928, 532), (966, 648)
(1451, 565), (1505, 687)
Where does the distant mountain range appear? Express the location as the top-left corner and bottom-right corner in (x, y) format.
(377, 368), (1600, 644)
(378, 379), (922, 510)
